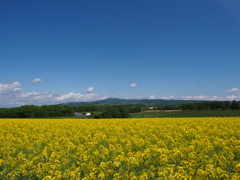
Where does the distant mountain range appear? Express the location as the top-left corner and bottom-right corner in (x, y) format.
(59, 98), (204, 106)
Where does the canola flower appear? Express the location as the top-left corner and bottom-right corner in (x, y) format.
(0, 117), (239, 179)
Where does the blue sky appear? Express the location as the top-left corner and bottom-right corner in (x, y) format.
(1, 0), (240, 107)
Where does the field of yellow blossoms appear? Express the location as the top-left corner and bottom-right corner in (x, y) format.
(0, 117), (240, 179)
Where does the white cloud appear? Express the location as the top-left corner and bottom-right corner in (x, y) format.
(226, 88), (240, 93)
(181, 95), (224, 101)
(87, 87), (94, 93)
(53, 92), (107, 103)
(137, 95), (144, 99)
(225, 95), (239, 100)
(18, 91), (40, 98)
(0, 82), (21, 94)
(162, 96), (175, 100)
(1, 82), (240, 108)
(54, 92), (84, 101)
(130, 83), (138, 88)
(149, 95), (155, 99)
(31, 78), (43, 84)
(161, 95), (240, 101)
(0, 82), (107, 107)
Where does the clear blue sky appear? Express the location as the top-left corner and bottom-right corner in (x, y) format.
(1, 0), (240, 107)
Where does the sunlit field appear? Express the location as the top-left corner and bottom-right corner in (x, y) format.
(0, 118), (240, 179)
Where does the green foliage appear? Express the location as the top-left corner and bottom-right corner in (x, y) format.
(230, 100), (239, 110)
(92, 112), (102, 119)
(93, 105), (130, 119)
(1, 100), (238, 119)
(128, 106), (142, 113)
(181, 101), (233, 111)
(131, 110), (240, 118)
(0, 105), (74, 118)
(71, 105), (101, 112)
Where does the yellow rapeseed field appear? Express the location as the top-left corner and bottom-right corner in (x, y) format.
(0, 117), (239, 179)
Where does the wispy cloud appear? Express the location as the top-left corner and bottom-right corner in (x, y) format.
(162, 96), (175, 100)
(181, 95), (223, 101)
(130, 83), (139, 88)
(0, 82), (107, 107)
(226, 88), (240, 93)
(149, 95), (155, 99)
(0, 81), (21, 94)
(87, 87), (94, 93)
(1, 82), (240, 107)
(31, 78), (43, 84)
(137, 94), (145, 99)
(161, 95), (240, 101)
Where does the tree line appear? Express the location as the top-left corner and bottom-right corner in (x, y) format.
(0, 100), (238, 118)
(70, 105), (141, 113)
(92, 106), (130, 118)
(0, 104), (135, 118)
(0, 105), (75, 118)
(154, 100), (240, 111)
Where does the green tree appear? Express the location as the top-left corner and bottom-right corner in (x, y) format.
(93, 112), (102, 119)
(230, 100), (239, 110)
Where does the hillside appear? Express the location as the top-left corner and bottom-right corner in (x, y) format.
(59, 98), (203, 106)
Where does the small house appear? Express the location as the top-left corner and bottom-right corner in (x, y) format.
(74, 112), (84, 116)
(85, 112), (91, 116)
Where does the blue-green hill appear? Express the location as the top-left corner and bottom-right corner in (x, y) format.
(59, 98), (203, 106)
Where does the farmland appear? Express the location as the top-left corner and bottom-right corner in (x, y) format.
(0, 117), (240, 179)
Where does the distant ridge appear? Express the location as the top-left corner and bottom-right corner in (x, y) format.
(59, 98), (204, 106)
